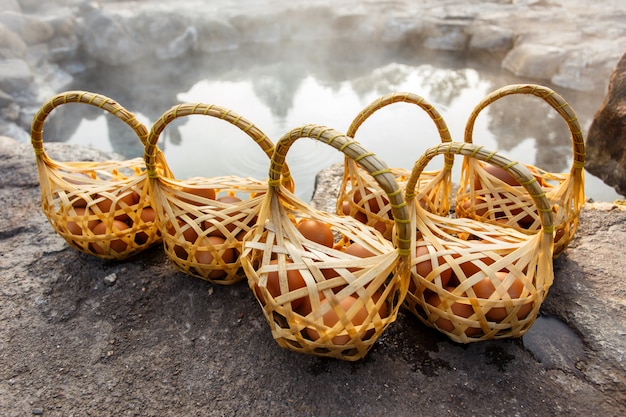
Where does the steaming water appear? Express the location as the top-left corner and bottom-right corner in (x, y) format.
(49, 44), (623, 203)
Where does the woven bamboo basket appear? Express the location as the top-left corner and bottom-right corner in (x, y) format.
(241, 124), (412, 361)
(338, 92), (454, 240)
(456, 84), (585, 257)
(30, 91), (171, 260)
(144, 103), (294, 284)
(404, 142), (554, 343)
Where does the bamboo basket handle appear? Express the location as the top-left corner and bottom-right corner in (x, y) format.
(347, 91), (454, 167)
(406, 142), (555, 234)
(464, 84), (585, 171)
(269, 124), (412, 256)
(31, 90), (149, 157)
(144, 103), (292, 187)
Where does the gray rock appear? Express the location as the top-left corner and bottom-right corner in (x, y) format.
(423, 19), (470, 51)
(0, 0), (20, 13)
(0, 11), (55, 45)
(586, 51), (626, 196)
(0, 58), (33, 95)
(502, 43), (567, 80)
(0, 22), (26, 58)
(468, 25), (514, 54)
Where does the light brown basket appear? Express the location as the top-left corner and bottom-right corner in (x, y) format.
(404, 142), (554, 343)
(456, 84), (585, 257)
(144, 103), (293, 284)
(30, 91), (171, 260)
(338, 92), (454, 240)
(241, 124), (411, 361)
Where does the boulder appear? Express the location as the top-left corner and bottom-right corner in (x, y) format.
(0, 58), (33, 95)
(0, 22), (26, 59)
(0, 11), (55, 45)
(502, 43), (567, 80)
(586, 51), (626, 196)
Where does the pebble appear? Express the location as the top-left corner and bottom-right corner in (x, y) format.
(103, 272), (118, 286)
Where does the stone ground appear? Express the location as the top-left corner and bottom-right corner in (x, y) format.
(0, 138), (625, 416)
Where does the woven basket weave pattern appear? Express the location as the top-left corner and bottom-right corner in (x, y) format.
(456, 84), (585, 258)
(404, 142), (554, 343)
(242, 124), (411, 361)
(338, 92), (455, 240)
(31, 91), (168, 260)
(144, 103), (292, 284)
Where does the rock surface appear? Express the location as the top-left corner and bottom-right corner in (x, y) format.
(0, 137), (625, 416)
(586, 52), (626, 196)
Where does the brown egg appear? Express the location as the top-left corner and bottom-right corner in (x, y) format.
(66, 207), (99, 235)
(344, 242), (375, 258)
(306, 295), (368, 345)
(458, 244), (496, 280)
(353, 188), (388, 214)
(294, 289), (326, 316)
(414, 243), (452, 287)
(91, 220), (130, 254)
(344, 242), (376, 273)
(297, 219), (334, 248)
(180, 186), (216, 205)
(69, 193), (89, 208)
(262, 259), (307, 309)
(473, 271), (532, 321)
(194, 236), (235, 279)
(372, 288), (389, 319)
(426, 291), (481, 336)
(481, 164), (520, 187)
(96, 190), (139, 221)
(217, 195), (242, 204)
(341, 201), (351, 215)
(134, 207), (157, 244)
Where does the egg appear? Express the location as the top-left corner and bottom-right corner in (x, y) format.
(91, 219), (130, 254)
(296, 219), (334, 248)
(472, 271), (532, 321)
(194, 235), (235, 279)
(341, 201), (351, 215)
(457, 243), (496, 280)
(217, 195), (242, 204)
(294, 289), (326, 316)
(414, 243), (452, 287)
(96, 190), (140, 221)
(344, 242), (375, 258)
(134, 207), (157, 244)
(259, 259), (307, 309)
(479, 164), (520, 187)
(344, 242), (376, 273)
(69, 193), (89, 208)
(353, 187), (388, 214)
(426, 290), (481, 336)
(371, 288), (389, 319)
(180, 185), (216, 205)
(66, 207), (99, 235)
(306, 295), (368, 345)
(206, 195), (244, 237)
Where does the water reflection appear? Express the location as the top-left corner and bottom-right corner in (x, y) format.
(46, 42), (623, 201)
